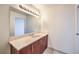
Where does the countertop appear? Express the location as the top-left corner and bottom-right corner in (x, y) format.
(9, 32), (48, 51)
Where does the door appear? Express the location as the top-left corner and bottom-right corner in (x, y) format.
(10, 11), (26, 36)
(75, 5), (79, 53)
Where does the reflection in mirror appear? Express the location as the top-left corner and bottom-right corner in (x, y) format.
(15, 17), (25, 36)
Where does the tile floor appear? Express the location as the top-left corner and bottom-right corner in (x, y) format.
(43, 48), (65, 54)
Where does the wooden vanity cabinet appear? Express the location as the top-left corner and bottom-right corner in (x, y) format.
(39, 38), (44, 53)
(32, 40), (40, 54)
(32, 35), (48, 54)
(10, 35), (48, 54)
(19, 44), (32, 54)
(44, 35), (48, 50)
(39, 35), (48, 53)
(10, 45), (19, 54)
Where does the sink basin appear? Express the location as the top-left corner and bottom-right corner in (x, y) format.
(32, 35), (40, 38)
(30, 33), (41, 38)
(28, 33), (43, 38)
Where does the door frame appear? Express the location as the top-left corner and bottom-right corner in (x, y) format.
(74, 4), (79, 53)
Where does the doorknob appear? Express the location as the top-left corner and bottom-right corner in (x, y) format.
(76, 33), (79, 36)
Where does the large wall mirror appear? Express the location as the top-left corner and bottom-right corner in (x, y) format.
(10, 8), (41, 37)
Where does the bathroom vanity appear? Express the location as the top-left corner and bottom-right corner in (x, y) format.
(9, 32), (48, 54)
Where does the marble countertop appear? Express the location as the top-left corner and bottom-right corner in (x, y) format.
(9, 32), (48, 51)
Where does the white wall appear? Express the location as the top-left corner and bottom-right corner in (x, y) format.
(40, 4), (75, 53)
(0, 5), (10, 53)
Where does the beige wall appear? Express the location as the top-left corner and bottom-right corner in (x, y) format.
(0, 5), (10, 53)
(0, 4), (41, 53)
(40, 4), (75, 53)
(0, 4), (75, 54)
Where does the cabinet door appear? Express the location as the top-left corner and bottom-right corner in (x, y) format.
(10, 45), (17, 54)
(39, 37), (44, 53)
(39, 35), (48, 53)
(19, 44), (32, 54)
(44, 35), (48, 49)
(42, 37), (45, 51)
(32, 41), (40, 54)
(10, 45), (20, 54)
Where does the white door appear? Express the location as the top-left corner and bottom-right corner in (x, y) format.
(75, 6), (79, 53)
(10, 11), (26, 36)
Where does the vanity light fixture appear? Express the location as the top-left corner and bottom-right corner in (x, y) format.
(19, 4), (39, 16)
